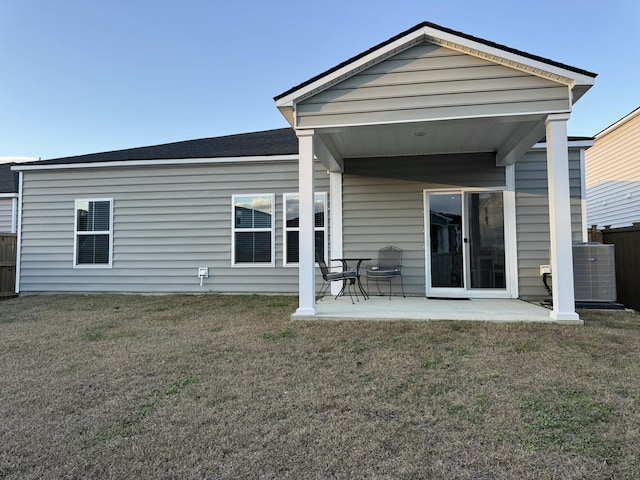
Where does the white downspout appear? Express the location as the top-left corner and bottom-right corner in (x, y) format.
(579, 148), (588, 242)
(11, 196), (17, 233)
(15, 171), (23, 294)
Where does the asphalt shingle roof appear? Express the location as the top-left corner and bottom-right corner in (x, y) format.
(0, 164), (18, 193)
(35, 128), (298, 166)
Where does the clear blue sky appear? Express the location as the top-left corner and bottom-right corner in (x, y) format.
(1, 0), (639, 160)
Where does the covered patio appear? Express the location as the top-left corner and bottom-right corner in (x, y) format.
(275, 22), (596, 323)
(294, 295), (568, 323)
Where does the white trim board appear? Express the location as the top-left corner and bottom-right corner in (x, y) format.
(12, 155), (299, 172)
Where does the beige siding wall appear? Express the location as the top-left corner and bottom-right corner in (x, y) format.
(0, 198), (14, 233)
(19, 160), (329, 294)
(342, 153), (505, 295)
(298, 43), (570, 128)
(586, 111), (640, 228)
(515, 149), (584, 298)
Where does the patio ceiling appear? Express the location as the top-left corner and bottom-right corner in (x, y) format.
(316, 113), (547, 164)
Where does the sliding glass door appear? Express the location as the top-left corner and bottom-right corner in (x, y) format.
(425, 190), (506, 295)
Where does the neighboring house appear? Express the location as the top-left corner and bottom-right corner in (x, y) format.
(586, 106), (640, 228)
(12, 21), (596, 322)
(0, 163), (19, 233)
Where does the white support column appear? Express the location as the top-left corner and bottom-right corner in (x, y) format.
(295, 130), (317, 316)
(545, 114), (580, 322)
(504, 164), (519, 298)
(329, 171), (343, 296)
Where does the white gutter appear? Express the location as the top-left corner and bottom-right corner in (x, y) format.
(531, 139), (594, 149)
(11, 154), (299, 172)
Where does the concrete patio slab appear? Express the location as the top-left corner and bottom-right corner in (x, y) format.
(292, 295), (582, 324)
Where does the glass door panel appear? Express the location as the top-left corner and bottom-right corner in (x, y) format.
(467, 192), (506, 289)
(429, 193), (463, 288)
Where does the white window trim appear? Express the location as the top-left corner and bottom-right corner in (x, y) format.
(283, 192), (328, 267)
(231, 193), (275, 267)
(73, 198), (114, 268)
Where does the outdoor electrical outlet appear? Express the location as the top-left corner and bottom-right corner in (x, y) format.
(198, 267), (209, 277)
(540, 265), (552, 276)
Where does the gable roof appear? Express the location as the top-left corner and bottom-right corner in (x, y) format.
(275, 21), (597, 109)
(26, 128), (298, 167)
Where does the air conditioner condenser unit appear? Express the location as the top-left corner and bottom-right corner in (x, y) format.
(572, 243), (616, 303)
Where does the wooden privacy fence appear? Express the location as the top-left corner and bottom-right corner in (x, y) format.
(0, 233), (17, 299)
(589, 224), (640, 311)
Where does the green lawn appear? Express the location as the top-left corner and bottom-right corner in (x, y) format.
(0, 294), (638, 479)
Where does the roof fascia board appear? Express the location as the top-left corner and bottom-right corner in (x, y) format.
(595, 106), (640, 139)
(0, 193), (17, 198)
(12, 154), (299, 171)
(276, 24), (595, 109)
(430, 28), (595, 88)
(275, 29), (426, 107)
(532, 139), (594, 149)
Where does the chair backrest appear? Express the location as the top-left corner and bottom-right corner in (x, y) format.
(315, 252), (330, 278)
(378, 246), (402, 269)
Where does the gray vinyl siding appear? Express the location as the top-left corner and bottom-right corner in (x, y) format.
(515, 149), (584, 298)
(0, 198), (13, 232)
(18, 160), (329, 294)
(342, 153), (504, 295)
(297, 42), (570, 128)
(586, 111), (640, 228)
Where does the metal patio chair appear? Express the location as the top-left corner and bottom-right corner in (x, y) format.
(316, 253), (359, 304)
(366, 246), (405, 299)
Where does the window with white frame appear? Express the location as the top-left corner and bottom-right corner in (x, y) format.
(232, 194), (275, 266)
(283, 192), (327, 265)
(74, 198), (113, 267)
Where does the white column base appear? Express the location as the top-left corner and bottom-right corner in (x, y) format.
(550, 311), (582, 323)
(294, 306), (317, 317)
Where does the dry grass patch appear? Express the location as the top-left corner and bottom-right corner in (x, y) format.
(0, 295), (639, 479)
